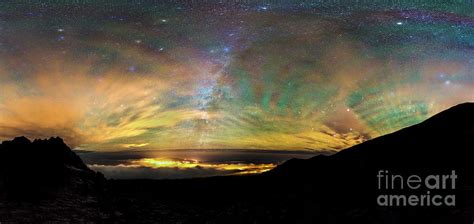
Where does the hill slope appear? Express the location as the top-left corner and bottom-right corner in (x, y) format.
(264, 102), (474, 223)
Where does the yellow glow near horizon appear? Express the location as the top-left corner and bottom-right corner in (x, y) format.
(130, 158), (276, 175)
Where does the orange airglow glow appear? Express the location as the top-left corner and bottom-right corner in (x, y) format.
(131, 157), (276, 175)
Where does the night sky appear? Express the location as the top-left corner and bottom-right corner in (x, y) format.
(1, 1), (473, 178)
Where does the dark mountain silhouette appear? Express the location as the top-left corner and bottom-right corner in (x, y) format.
(0, 136), (105, 199)
(260, 102), (474, 223)
(0, 102), (473, 223)
(0, 137), (108, 222)
(271, 102), (474, 176)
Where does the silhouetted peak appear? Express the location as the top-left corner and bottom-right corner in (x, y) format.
(270, 102), (474, 177)
(1, 136), (89, 171)
(32, 136), (66, 145)
(444, 103), (474, 118)
(11, 136), (31, 144)
(418, 102), (474, 132)
(0, 136), (106, 200)
(49, 136), (64, 143)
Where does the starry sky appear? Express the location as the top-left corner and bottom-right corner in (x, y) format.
(1, 1), (473, 155)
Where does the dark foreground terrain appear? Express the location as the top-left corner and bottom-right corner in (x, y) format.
(1, 103), (474, 223)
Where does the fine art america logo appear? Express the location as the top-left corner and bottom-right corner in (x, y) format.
(376, 170), (457, 206)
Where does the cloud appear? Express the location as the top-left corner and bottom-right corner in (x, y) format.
(89, 165), (237, 179)
(79, 149), (319, 179)
(88, 157), (276, 179)
(0, 50), (221, 149)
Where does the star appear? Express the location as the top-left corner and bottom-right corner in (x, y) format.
(128, 66), (137, 73)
